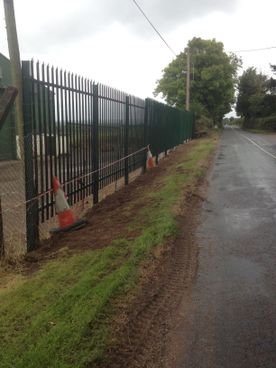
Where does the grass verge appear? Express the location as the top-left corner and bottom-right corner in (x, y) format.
(0, 136), (217, 368)
(243, 128), (276, 135)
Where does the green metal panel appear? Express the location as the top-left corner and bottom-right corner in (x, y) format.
(0, 53), (17, 161)
(146, 98), (194, 156)
(0, 107), (16, 160)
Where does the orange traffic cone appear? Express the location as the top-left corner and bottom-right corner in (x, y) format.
(50, 176), (87, 234)
(146, 146), (155, 169)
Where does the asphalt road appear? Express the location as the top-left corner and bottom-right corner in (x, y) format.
(176, 127), (276, 368)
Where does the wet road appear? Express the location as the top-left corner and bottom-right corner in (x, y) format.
(177, 128), (276, 368)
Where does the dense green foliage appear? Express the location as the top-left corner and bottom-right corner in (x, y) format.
(236, 66), (276, 130)
(268, 65), (276, 93)
(154, 37), (240, 125)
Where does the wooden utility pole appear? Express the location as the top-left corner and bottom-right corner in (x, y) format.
(185, 48), (190, 111)
(3, 0), (24, 159)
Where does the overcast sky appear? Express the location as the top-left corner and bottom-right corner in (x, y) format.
(0, 0), (276, 104)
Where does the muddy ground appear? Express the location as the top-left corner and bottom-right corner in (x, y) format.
(100, 191), (205, 368)
(0, 137), (216, 367)
(17, 139), (212, 268)
(95, 146), (214, 368)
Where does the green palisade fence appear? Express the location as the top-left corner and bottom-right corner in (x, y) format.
(22, 60), (195, 251)
(145, 98), (194, 163)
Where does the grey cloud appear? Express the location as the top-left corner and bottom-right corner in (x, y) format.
(123, 0), (239, 32)
(21, 0), (239, 51)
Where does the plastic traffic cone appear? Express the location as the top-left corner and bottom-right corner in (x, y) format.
(50, 176), (87, 234)
(146, 146), (155, 169)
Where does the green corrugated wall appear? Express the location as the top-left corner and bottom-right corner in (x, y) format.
(0, 53), (17, 160)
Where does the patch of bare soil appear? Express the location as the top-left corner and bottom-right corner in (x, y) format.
(17, 140), (202, 272)
(97, 154), (215, 368)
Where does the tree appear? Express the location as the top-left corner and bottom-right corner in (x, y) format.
(236, 67), (268, 120)
(154, 37), (240, 125)
(268, 64), (276, 94)
(236, 66), (276, 129)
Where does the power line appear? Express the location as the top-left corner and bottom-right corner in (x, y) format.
(131, 0), (177, 57)
(232, 46), (276, 53)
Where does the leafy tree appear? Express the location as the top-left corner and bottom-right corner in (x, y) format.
(236, 66), (276, 129)
(268, 64), (276, 94)
(236, 67), (268, 120)
(260, 94), (276, 117)
(154, 37), (240, 125)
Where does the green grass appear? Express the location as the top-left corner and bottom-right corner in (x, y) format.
(0, 137), (216, 368)
(243, 128), (276, 135)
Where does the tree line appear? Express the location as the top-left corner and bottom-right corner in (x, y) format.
(154, 37), (240, 129)
(154, 37), (276, 131)
(236, 66), (276, 130)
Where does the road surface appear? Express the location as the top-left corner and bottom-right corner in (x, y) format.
(172, 127), (276, 368)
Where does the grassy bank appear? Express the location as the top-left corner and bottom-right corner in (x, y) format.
(242, 114), (276, 133)
(243, 128), (276, 135)
(0, 136), (217, 368)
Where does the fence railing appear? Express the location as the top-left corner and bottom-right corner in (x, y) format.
(19, 60), (194, 252)
(146, 98), (194, 163)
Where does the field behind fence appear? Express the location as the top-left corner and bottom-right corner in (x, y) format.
(0, 60), (194, 259)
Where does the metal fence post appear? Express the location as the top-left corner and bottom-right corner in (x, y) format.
(22, 60), (39, 251)
(0, 197), (4, 257)
(155, 102), (159, 165)
(124, 95), (129, 185)
(155, 153), (159, 166)
(92, 83), (99, 204)
(192, 111), (195, 139)
(143, 98), (149, 172)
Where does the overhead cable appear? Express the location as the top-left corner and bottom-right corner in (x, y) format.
(131, 0), (177, 57)
(231, 46), (276, 53)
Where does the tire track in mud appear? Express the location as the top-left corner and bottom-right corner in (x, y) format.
(104, 194), (201, 368)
